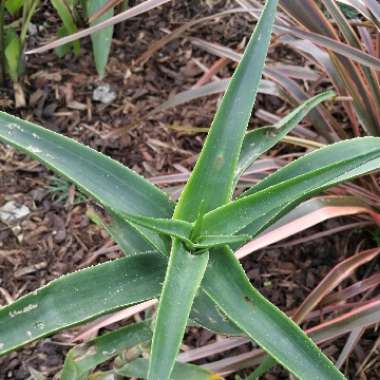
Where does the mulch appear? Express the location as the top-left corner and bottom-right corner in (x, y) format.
(0, 1), (379, 379)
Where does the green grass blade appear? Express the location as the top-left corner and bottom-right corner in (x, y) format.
(4, 31), (21, 82)
(0, 254), (166, 356)
(203, 247), (346, 380)
(118, 358), (221, 380)
(61, 321), (152, 380)
(236, 91), (335, 181)
(202, 138), (380, 236)
(50, 0), (80, 54)
(174, 0), (279, 221)
(148, 240), (209, 380)
(87, 0), (114, 78)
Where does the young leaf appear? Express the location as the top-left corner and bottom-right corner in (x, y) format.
(5, 0), (24, 15)
(61, 321), (152, 380)
(174, 0), (279, 222)
(4, 31), (21, 82)
(50, 0), (80, 54)
(117, 358), (222, 380)
(87, 0), (114, 78)
(147, 240), (209, 380)
(202, 138), (380, 237)
(235, 90), (335, 181)
(195, 234), (251, 249)
(119, 212), (193, 243)
(202, 247), (346, 380)
(119, 212), (249, 250)
(0, 254), (166, 356)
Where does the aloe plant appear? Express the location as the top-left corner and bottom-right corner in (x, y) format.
(1, 0), (380, 379)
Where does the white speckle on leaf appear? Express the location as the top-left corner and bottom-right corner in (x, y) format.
(102, 349), (116, 356)
(9, 304), (38, 318)
(27, 145), (42, 154)
(0, 343), (4, 350)
(6, 123), (23, 131)
(35, 321), (45, 329)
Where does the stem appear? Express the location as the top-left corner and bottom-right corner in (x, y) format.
(20, 0), (39, 46)
(0, 0), (5, 85)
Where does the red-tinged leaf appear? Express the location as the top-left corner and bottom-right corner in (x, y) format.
(236, 196), (380, 258)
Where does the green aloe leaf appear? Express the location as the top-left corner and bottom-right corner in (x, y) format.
(87, 208), (155, 256)
(61, 321), (152, 380)
(202, 247), (345, 379)
(147, 240), (209, 380)
(195, 234), (251, 249)
(87, 0), (114, 78)
(120, 212), (249, 250)
(235, 90), (335, 182)
(120, 212), (193, 243)
(0, 112), (238, 338)
(0, 111), (174, 254)
(117, 358), (222, 380)
(190, 292), (241, 336)
(0, 112), (172, 216)
(202, 138), (380, 237)
(174, 0), (279, 222)
(94, 208), (242, 336)
(147, 1), (279, 378)
(88, 207), (241, 335)
(0, 254), (166, 356)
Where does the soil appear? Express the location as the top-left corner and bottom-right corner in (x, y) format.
(0, 1), (379, 379)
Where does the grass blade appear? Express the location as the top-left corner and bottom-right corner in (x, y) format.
(87, 0), (114, 78)
(151, 78), (282, 117)
(275, 23), (380, 70)
(27, 0), (171, 54)
(50, 0), (80, 54)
